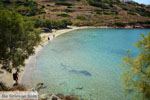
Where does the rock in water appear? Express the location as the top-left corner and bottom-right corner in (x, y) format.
(80, 70), (92, 76)
(52, 96), (58, 100)
(69, 69), (92, 77)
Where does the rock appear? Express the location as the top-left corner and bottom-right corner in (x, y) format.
(76, 86), (83, 90)
(40, 94), (48, 100)
(35, 82), (46, 92)
(65, 95), (79, 100)
(56, 93), (65, 99)
(69, 69), (92, 77)
(49, 94), (61, 100)
(52, 96), (58, 100)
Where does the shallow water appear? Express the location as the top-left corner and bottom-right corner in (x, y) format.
(22, 28), (150, 100)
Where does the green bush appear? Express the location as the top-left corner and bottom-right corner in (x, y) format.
(114, 22), (126, 27)
(87, 0), (105, 8)
(135, 8), (150, 17)
(34, 19), (45, 28)
(65, 8), (74, 12)
(76, 15), (86, 20)
(34, 19), (72, 29)
(87, 0), (118, 9)
(128, 21), (150, 25)
(95, 9), (103, 15)
(1, 0), (11, 4)
(57, 13), (70, 17)
(1, 0), (43, 16)
(50, 19), (72, 29)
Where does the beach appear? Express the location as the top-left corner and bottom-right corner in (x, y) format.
(0, 26), (90, 87)
(0, 25), (109, 87)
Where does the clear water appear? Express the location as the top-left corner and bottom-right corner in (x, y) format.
(22, 28), (150, 100)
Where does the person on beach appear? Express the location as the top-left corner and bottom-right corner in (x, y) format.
(48, 37), (50, 40)
(48, 35), (54, 41)
(13, 68), (19, 86)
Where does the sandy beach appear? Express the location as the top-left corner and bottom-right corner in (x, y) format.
(0, 26), (88, 87)
(0, 26), (108, 87)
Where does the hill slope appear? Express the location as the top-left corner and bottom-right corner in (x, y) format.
(1, 0), (150, 27)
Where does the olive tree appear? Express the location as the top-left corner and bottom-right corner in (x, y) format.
(0, 10), (40, 72)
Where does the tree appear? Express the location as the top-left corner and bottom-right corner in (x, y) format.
(2, 0), (11, 3)
(123, 33), (150, 100)
(0, 9), (40, 72)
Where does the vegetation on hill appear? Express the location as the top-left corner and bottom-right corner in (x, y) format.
(123, 33), (150, 99)
(0, 0), (150, 27)
(87, 0), (121, 8)
(34, 18), (72, 29)
(1, 0), (44, 16)
(36, 0), (150, 27)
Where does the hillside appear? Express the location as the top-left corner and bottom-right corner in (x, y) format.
(1, 0), (150, 27)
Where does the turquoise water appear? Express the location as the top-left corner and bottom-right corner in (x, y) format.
(22, 28), (150, 100)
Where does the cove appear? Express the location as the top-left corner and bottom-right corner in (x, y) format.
(22, 28), (150, 100)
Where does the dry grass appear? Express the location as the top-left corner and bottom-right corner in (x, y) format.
(34, 0), (150, 26)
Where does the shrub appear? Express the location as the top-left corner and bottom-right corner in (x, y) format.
(57, 13), (70, 17)
(34, 19), (72, 29)
(135, 8), (150, 17)
(87, 0), (111, 9)
(65, 8), (74, 13)
(87, 0), (100, 7)
(95, 9), (103, 14)
(54, 19), (72, 29)
(34, 19), (45, 28)
(128, 21), (150, 25)
(2, 0), (44, 16)
(114, 22), (126, 27)
(76, 15), (86, 20)
(1, 0), (11, 4)
(123, 5), (150, 17)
